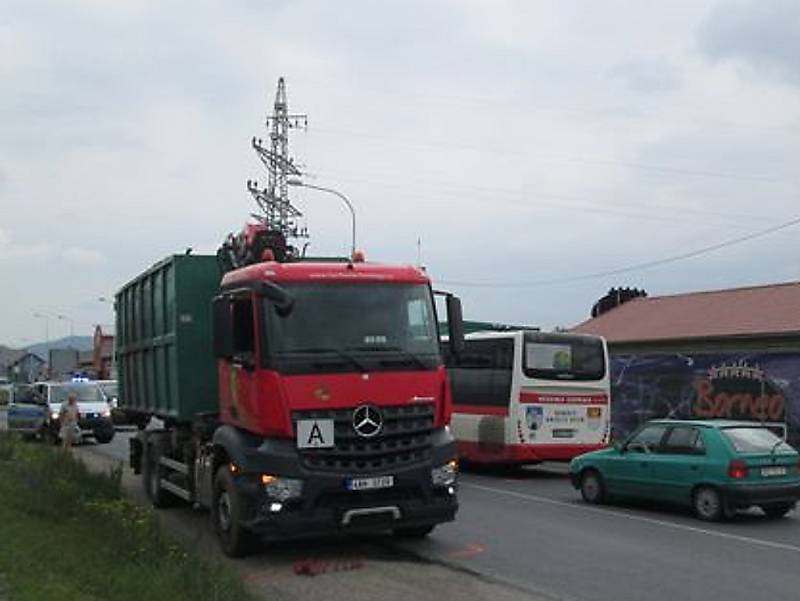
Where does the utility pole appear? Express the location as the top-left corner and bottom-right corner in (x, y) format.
(247, 77), (309, 253)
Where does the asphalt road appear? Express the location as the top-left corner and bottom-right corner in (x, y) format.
(83, 431), (800, 601)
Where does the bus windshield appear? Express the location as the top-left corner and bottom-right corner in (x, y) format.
(523, 332), (605, 381)
(264, 283), (441, 374)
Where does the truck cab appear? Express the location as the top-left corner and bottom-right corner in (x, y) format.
(203, 260), (461, 551)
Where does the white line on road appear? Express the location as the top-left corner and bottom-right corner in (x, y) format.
(462, 481), (800, 555)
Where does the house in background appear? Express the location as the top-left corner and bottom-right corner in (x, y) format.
(7, 352), (46, 383)
(93, 325), (115, 379)
(572, 280), (800, 446)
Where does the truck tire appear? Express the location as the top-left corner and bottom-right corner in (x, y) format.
(212, 466), (258, 557)
(143, 437), (179, 508)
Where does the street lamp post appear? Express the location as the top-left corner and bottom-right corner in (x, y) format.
(287, 179), (356, 257)
(56, 314), (74, 338)
(32, 312), (50, 347)
(98, 296), (117, 379)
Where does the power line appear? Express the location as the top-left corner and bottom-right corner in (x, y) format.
(439, 214), (800, 289)
(310, 126), (784, 184)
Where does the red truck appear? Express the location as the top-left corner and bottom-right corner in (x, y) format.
(119, 252), (464, 556)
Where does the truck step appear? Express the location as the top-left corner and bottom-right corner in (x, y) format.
(160, 479), (192, 501)
(159, 456), (189, 474)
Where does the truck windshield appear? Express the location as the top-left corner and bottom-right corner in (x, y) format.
(264, 283), (441, 374)
(523, 332), (606, 381)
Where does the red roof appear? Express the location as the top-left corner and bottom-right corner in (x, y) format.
(572, 281), (800, 343)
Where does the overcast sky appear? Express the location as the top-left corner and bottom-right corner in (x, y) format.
(2, 0), (799, 347)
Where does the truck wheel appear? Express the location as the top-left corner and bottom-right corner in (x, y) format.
(580, 469), (606, 504)
(212, 466), (258, 557)
(760, 503), (794, 519)
(393, 525), (435, 539)
(143, 438), (178, 508)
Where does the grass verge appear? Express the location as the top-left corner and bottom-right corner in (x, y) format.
(0, 432), (257, 601)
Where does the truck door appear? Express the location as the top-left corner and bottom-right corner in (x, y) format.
(225, 294), (259, 428)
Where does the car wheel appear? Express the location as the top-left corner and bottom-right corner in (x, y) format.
(580, 469), (606, 504)
(393, 525), (435, 539)
(212, 465), (258, 557)
(760, 503), (794, 519)
(693, 486), (723, 521)
(95, 430), (115, 444)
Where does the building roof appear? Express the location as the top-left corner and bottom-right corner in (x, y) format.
(572, 280), (800, 344)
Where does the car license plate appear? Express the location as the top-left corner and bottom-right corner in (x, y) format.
(761, 466), (787, 477)
(346, 475), (394, 491)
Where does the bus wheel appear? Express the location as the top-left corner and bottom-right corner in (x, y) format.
(580, 469), (606, 504)
(212, 466), (258, 557)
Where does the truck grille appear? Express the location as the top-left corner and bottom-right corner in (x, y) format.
(292, 403), (435, 474)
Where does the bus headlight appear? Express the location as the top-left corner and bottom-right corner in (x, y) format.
(50, 412), (60, 421)
(261, 475), (303, 501)
(101, 408), (112, 418)
(431, 460), (458, 487)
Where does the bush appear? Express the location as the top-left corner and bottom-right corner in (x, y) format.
(0, 432), (256, 601)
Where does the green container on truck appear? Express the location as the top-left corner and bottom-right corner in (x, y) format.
(116, 254), (219, 422)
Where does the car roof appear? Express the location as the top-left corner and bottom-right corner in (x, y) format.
(646, 418), (773, 429)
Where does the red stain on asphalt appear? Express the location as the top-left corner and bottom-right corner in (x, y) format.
(293, 558), (365, 577)
(447, 543), (485, 559)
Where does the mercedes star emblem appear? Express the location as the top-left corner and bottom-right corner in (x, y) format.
(352, 404), (383, 438)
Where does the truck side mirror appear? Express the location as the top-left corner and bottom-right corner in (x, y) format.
(212, 297), (234, 359)
(446, 295), (465, 359)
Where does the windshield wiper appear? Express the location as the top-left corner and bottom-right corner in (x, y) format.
(347, 346), (430, 370)
(288, 348), (368, 372)
(770, 438), (785, 456)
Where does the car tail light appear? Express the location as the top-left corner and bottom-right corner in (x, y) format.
(728, 459), (748, 479)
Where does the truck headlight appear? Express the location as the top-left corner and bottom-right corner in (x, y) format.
(431, 460), (458, 487)
(261, 474), (303, 501)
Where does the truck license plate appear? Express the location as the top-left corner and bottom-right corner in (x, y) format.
(296, 419), (335, 449)
(346, 475), (394, 491)
(761, 466), (787, 477)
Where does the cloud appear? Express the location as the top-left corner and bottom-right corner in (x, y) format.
(63, 247), (106, 267)
(698, 0), (800, 85)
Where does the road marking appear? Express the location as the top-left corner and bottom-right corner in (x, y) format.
(462, 481), (800, 555)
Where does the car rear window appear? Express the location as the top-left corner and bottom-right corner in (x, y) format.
(721, 427), (794, 454)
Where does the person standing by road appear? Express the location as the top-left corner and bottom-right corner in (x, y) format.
(59, 392), (80, 451)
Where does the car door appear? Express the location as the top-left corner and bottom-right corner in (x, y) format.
(8, 386), (45, 433)
(648, 426), (707, 505)
(603, 424), (668, 498)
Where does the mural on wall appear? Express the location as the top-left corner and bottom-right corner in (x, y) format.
(610, 353), (799, 447)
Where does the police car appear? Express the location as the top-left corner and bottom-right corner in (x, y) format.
(7, 378), (115, 444)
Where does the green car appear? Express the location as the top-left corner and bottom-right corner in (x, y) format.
(569, 419), (800, 521)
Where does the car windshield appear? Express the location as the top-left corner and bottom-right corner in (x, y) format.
(51, 384), (101, 404)
(98, 382), (118, 398)
(722, 427), (795, 454)
(264, 282), (441, 374)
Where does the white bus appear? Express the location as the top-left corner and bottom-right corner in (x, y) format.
(448, 330), (610, 464)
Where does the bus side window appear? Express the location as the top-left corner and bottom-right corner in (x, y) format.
(451, 338), (513, 408)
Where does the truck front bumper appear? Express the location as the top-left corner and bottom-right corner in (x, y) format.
(231, 428), (459, 539)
